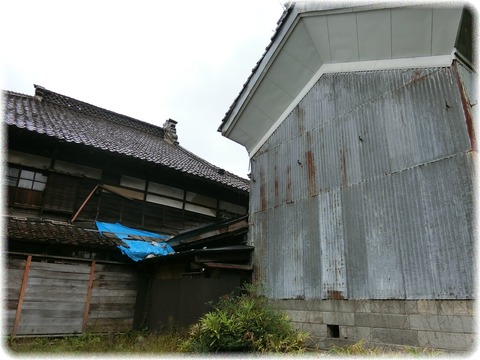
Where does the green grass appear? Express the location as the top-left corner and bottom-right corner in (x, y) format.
(5, 334), (446, 356)
(5, 330), (186, 355)
(329, 340), (445, 357)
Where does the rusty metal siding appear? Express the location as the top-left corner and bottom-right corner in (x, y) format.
(249, 65), (475, 300)
(345, 152), (475, 299)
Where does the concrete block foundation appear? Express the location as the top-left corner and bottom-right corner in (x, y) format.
(270, 299), (475, 353)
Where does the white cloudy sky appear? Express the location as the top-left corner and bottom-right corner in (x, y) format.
(0, 0), (286, 178)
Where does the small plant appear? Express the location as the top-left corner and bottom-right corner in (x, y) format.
(181, 282), (309, 353)
(329, 339), (379, 356)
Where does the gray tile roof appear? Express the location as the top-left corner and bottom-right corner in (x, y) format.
(7, 216), (119, 250)
(3, 86), (249, 192)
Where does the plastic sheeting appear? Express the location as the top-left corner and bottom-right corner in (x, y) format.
(96, 221), (174, 261)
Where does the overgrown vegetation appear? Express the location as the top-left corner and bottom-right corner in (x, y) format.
(6, 329), (185, 354)
(181, 283), (310, 353)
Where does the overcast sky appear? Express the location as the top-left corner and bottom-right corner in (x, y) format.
(0, 0), (286, 178)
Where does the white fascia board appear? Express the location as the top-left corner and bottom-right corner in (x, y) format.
(221, 8), (304, 137)
(248, 53), (455, 158)
(222, 3), (438, 136)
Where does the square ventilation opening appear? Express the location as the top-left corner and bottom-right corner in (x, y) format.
(327, 324), (340, 338)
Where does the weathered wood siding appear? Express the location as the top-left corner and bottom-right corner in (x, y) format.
(6, 254), (139, 336)
(86, 263), (139, 332)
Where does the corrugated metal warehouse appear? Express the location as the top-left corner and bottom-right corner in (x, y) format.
(219, 2), (475, 352)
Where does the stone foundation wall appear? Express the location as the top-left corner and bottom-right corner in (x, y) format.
(270, 299), (475, 353)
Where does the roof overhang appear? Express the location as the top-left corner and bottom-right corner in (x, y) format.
(220, 2), (469, 158)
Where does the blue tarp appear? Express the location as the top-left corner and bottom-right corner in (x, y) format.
(96, 221), (175, 261)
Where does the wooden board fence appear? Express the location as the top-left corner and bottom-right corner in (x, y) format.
(6, 254), (139, 336)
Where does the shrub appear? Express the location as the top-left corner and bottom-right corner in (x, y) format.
(181, 283), (309, 353)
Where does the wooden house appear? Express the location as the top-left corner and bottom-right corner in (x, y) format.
(219, 2), (475, 352)
(3, 85), (250, 336)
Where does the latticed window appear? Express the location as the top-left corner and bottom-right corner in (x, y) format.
(8, 168), (48, 191)
(7, 166), (48, 208)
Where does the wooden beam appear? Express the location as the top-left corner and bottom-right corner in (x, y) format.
(12, 255), (32, 337)
(203, 262), (253, 271)
(71, 184), (99, 222)
(82, 260), (96, 332)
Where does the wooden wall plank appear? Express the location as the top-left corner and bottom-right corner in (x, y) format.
(6, 258), (27, 269)
(87, 310), (135, 319)
(93, 280), (139, 290)
(22, 302), (85, 311)
(19, 308), (85, 319)
(93, 271), (139, 282)
(89, 289), (137, 297)
(17, 320), (83, 335)
(28, 261), (92, 274)
(23, 284), (89, 296)
(6, 254), (140, 336)
(89, 302), (135, 311)
(89, 296), (137, 305)
(24, 277), (89, 288)
(6, 268), (25, 281)
(27, 269), (91, 281)
(23, 293), (87, 303)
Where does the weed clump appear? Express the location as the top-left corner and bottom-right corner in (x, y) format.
(181, 283), (309, 353)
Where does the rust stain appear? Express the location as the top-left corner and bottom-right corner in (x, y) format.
(306, 151), (316, 196)
(454, 63), (476, 151)
(340, 149), (348, 187)
(327, 290), (344, 300)
(411, 69), (428, 83)
(286, 165), (292, 204)
(259, 168), (267, 211)
(305, 131), (316, 197)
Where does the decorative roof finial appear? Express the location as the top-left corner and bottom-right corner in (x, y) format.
(163, 118), (179, 145)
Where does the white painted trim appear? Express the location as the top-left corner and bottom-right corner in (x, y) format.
(248, 54), (455, 158)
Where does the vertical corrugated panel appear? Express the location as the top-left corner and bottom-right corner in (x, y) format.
(415, 153), (475, 298)
(301, 197), (322, 299)
(342, 153), (474, 299)
(392, 165), (433, 299)
(342, 181), (369, 298)
(318, 188), (346, 299)
(357, 171), (405, 299)
(249, 66), (475, 300)
(250, 210), (269, 291)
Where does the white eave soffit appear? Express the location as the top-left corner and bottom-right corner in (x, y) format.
(222, 4), (465, 158)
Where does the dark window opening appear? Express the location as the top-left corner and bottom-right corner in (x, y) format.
(327, 324), (340, 338)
